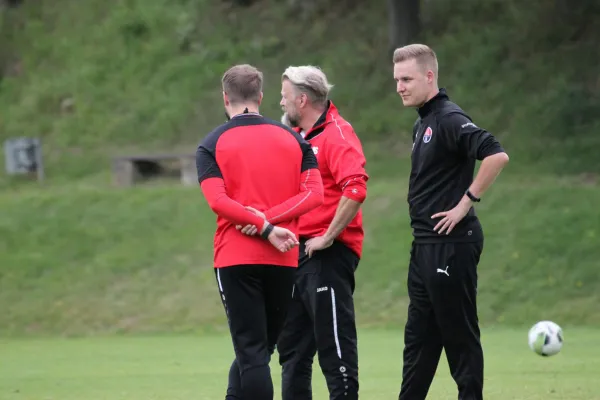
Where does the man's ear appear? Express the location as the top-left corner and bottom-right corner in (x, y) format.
(427, 70), (435, 84)
(223, 91), (230, 107)
(298, 92), (308, 108)
(258, 91), (263, 106)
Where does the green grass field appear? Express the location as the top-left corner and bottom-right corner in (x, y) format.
(1, 328), (599, 400)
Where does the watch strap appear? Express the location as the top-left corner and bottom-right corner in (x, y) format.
(465, 189), (480, 202)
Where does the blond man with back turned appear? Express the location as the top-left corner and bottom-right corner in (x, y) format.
(197, 64), (324, 400)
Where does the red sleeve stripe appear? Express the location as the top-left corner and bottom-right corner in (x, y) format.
(332, 114), (346, 140)
(341, 175), (367, 190)
(269, 191), (312, 221)
(263, 168), (324, 224)
(269, 170), (313, 221)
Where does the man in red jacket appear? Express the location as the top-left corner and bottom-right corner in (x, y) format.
(196, 64), (324, 400)
(240, 65), (369, 400)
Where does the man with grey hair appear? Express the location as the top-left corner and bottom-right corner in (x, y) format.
(276, 65), (369, 400)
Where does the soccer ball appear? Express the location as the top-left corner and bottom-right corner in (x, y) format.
(528, 320), (563, 356)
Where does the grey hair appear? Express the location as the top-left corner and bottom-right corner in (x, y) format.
(282, 65), (333, 107)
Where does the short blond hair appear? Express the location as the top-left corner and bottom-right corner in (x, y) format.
(282, 65), (333, 107)
(222, 64), (263, 104)
(393, 44), (438, 76)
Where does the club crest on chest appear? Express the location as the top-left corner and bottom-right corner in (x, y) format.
(423, 127), (433, 143)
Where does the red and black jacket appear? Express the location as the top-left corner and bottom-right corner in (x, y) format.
(196, 113), (324, 268)
(293, 101), (369, 258)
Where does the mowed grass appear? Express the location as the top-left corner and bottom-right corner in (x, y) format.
(0, 328), (598, 400)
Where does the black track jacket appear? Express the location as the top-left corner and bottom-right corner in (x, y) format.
(408, 88), (505, 243)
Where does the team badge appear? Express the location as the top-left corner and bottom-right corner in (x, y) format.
(423, 127), (433, 143)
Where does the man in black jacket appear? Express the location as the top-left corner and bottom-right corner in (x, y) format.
(392, 44), (510, 400)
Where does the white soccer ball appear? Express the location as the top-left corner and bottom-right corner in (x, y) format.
(528, 320), (564, 356)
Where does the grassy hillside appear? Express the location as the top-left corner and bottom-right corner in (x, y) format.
(1, 0), (599, 181)
(2, 172), (599, 336)
(1, 0), (599, 336)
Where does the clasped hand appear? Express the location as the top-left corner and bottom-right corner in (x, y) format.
(236, 207), (299, 253)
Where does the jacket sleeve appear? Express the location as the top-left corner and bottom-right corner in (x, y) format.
(263, 140), (324, 224)
(440, 113), (505, 160)
(196, 144), (265, 228)
(323, 126), (369, 203)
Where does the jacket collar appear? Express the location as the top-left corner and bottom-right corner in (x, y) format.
(417, 88), (449, 119)
(299, 100), (340, 140)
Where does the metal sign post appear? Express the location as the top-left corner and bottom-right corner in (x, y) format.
(4, 137), (45, 182)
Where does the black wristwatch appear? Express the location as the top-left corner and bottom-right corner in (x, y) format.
(465, 189), (480, 202)
(261, 223), (274, 239)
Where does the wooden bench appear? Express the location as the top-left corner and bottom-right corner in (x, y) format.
(111, 153), (196, 187)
